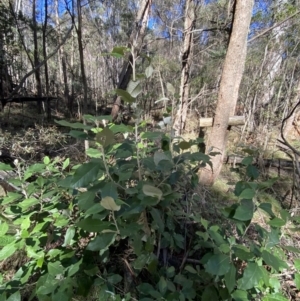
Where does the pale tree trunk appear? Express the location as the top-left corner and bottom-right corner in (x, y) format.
(32, 0), (42, 113)
(55, 0), (70, 113)
(259, 0), (287, 108)
(54, 0), (63, 83)
(111, 0), (152, 120)
(42, 0), (51, 119)
(173, 0), (197, 136)
(199, 0), (254, 186)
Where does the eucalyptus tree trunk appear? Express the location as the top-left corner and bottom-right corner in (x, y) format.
(259, 0), (287, 109)
(42, 0), (51, 119)
(76, 0), (88, 116)
(199, 0), (254, 186)
(173, 0), (197, 136)
(55, 0), (70, 113)
(55, 0), (63, 84)
(111, 0), (152, 120)
(32, 0), (42, 113)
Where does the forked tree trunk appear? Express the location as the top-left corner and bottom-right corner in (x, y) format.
(173, 0), (197, 136)
(111, 0), (151, 120)
(199, 0), (254, 186)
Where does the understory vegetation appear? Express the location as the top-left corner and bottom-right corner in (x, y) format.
(0, 114), (300, 301)
(1, 0), (300, 300)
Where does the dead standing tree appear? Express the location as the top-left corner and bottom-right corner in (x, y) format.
(173, 0), (198, 136)
(111, 0), (152, 121)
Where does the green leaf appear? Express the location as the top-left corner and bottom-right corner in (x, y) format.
(258, 177), (278, 189)
(145, 65), (154, 78)
(69, 162), (102, 188)
(166, 266), (175, 278)
(239, 188), (255, 200)
(207, 228), (226, 246)
(266, 227), (280, 248)
(96, 127), (115, 147)
(55, 119), (92, 130)
(238, 262), (263, 290)
(43, 156), (50, 165)
(205, 254), (230, 276)
(158, 276), (168, 295)
(48, 262), (64, 276)
(107, 274), (122, 284)
(127, 80), (142, 98)
(262, 293), (289, 301)
(259, 203), (275, 217)
(7, 291), (21, 301)
(109, 124), (132, 134)
(87, 233), (116, 251)
(231, 289), (249, 301)
(295, 274), (300, 290)
(0, 163), (13, 170)
(232, 245), (254, 260)
(241, 156), (253, 166)
(150, 208), (164, 233)
(185, 265), (197, 274)
(0, 244), (16, 261)
(19, 197), (39, 210)
(115, 89), (135, 103)
(68, 258), (82, 277)
(62, 158), (70, 170)
(133, 253), (151, 270)
(166, 280), (176, 292)
(2, 192), (22, 205)
(86, 148), (102, 158)
(137, 283), (155, 295)
(76, 219), (113, 233)
(280, 209), (290, 222)
(100, 196), (121, 211)
(268, 218), (286, 227)
(0, 222), (9, 236)
(201, 286), (218, 301)
(69, 130), (88, 139)
(295, 259), (300, 270)
(101, 182), (118, 200)
(63, 226), (75, 246)
(201, 218), (209, 230)
(178, 141), (190, 150)
(262, 250), (288, 272)
(153, 151), (171, 166)
(233, 200), (254, 221)
(246, 165), (259, 179)
(142, 185), (163, 201)
(225, 264), (236, 293)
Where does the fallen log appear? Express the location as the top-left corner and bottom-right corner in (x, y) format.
(224, 155), (296, 170)
(200, 116), (245, 127)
